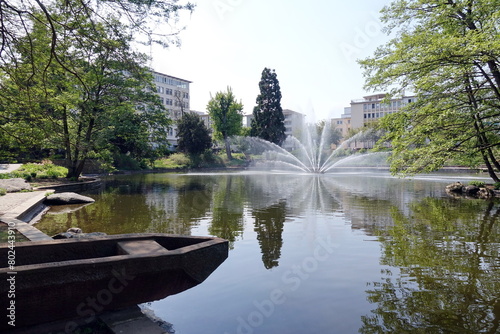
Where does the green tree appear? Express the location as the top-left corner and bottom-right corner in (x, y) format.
(177, 112), (212, 157)
(0, 0), (193, 73)
(0, 5), (170, 177)
(359, 0), (500, 181)
(250, 68), (287, 146)
(206, 87), (244, 160)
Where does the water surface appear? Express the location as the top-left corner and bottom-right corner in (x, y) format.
(36, 171), (500, 333)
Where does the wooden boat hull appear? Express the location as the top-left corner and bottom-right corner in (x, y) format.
(0, 233), (228, 330)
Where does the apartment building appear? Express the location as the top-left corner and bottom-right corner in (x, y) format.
(350, 93), (416, 129)
(331, 93), (416, 149)
(152, 71), (191, 148)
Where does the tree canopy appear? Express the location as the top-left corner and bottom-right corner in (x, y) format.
(0, 0), (178, 176)
(206, 87), (244, 160)
(177, 112), (212, 156)
(251, 68), (287, 146)
(359, 0), (500, 181)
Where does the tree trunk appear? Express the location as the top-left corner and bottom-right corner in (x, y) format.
(480, 151), (500, 183)
(224, 137), (232, 160)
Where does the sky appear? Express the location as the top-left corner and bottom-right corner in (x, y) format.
(147, 0), (392, 123)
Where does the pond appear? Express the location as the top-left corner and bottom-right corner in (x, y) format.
(36, 170), (500, 333)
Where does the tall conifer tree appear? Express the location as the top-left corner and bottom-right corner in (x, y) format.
(251, 68), (286, 146)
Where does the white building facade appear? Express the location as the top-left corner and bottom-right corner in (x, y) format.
(152, 71), (191, 148)
(350, 93), (416, 129)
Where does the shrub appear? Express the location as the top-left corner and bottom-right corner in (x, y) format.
(154, 153), (190, 169)
(494, 182), (500, 190)
(13, 162), (67, 179)
(469, 180), (485, 187)
(0, 188), (6, 196)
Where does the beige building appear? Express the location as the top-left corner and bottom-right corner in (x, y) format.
(331, 93), (416, 149)
(152, 71), (191, 148)
(331, 107), (352, 137)
(350, 93), (416, 129)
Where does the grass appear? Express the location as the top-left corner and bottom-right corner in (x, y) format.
(153, 152), (248, 169)
(0, 161), (68, 180)
(154, 153), (191, 169)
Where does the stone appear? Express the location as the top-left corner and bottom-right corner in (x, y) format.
(477, 187), (495, 199)
(445, 182), (464, 193)
(464, 185), (480, 196)
(67, 227), (82, 234)
(44, 192), (95, 205)
(52, 231), (107, 239)
(0, 178), (32, 193)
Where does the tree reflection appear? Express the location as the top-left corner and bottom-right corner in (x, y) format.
(209, 176), (244, 247)
(253, 200), (286, 269)
(361, 199), (500, 333)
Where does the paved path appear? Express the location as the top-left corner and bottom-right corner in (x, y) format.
(0, 191), (49, 216)
(0, 163), (22, 173)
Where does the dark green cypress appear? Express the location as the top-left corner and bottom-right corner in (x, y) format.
(250, 68), (287, 146)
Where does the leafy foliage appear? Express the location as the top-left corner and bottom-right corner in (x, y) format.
(359, 0), (500, 181)
(250, 68), (287, 146)
(206, 87), (244, 160)
(177, 112), (212, 156)
(0, 2), (172, 177)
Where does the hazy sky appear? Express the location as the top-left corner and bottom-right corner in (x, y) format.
(148, 0), (392, 123)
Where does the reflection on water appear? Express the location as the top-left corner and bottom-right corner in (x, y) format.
(362, 199), (500, 333)
(36, 171), (500, 333)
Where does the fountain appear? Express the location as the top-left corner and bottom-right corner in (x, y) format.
(230, 126), (388, 173)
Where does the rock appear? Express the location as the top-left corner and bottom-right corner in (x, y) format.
(45, 192), (95, 205)
(446, 182), (496, 199)
(445, 182), (464, 193)
(464, 185), (480, 196)
(477, 187), (495, 199)
(67, 227), (82, 234)
(0, 178), (32, 193)
(52, 230), (107, 239)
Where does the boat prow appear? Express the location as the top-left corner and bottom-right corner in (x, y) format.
(0, 233), (228, 330)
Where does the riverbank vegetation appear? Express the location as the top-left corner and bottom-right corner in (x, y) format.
(361, 0), (500, 182)
(0, 0), (193, 178)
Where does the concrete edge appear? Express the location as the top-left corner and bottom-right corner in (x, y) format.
(1, 191), (55, 241)
(0, 190), (170, 334)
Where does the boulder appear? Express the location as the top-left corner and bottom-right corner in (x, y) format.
(445, 182), (464, 193)
(477, 187), (495, 199)
(446, 182), (496, 199)
(52, 227), (106, 239)
(45, 192), (95, 205)
(464, 185), (480, 196)
(0, 178), (32, 193)
(52, 231), (107, 239)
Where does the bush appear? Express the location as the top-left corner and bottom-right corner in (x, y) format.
(494, 182), (500, 190)
(12, 162), (67, 179)
(469, 180), (486, 187)
(154, 153), (190, 169)
(0, 188), (6, 196)
(113, 154), (142, 171)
